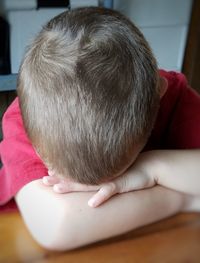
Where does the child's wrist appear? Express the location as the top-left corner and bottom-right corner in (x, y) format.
(143, 150), (171, 186)
(139, 151), (163, 185)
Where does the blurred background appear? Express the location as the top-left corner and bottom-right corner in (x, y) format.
(0, 0), (195, 74)
(0, 0), (199, 140)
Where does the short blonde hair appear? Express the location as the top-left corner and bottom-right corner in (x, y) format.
(17, 7), (159, 184)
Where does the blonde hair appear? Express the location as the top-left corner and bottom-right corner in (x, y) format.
(17, 7), (159, 184)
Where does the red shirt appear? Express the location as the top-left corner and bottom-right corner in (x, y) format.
(1, 70), (200, 207)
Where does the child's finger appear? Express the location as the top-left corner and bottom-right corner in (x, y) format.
(48, 169), (56, 177)
(42, 175), (60, 186)
(53, 181), (100, 193)
(88, 183), (117, 208)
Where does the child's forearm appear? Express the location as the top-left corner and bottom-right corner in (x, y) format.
(152, 150), (200, 196)
(41, 149), (200, 208)
(58, 186), (186, 250)
(16, 180), (186, 251)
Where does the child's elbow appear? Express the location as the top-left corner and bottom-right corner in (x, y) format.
(33, 225), (73, 252)
(16, 181), (86, 251)
(30, 209), (80, 252)
(31, 199), (93, 251)
(35, 233), (75, 252)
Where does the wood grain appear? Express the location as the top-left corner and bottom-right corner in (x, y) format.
(0, 212), (200, 263)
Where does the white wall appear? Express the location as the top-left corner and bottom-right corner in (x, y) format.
(4, 0), (193, 73)
(4, 0), (98, 73)
(114, 0), (193, 71)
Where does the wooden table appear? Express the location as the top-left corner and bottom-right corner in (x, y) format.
(0, 211), (200, 263)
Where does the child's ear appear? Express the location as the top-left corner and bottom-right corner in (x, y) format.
(159, 77), (168, 98)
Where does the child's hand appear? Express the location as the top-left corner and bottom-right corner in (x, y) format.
(88, 152), (156, 207)
(42, 152), (157, 207)
(43, 169), (100, 193)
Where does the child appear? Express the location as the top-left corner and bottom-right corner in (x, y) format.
(0, 7), (200, 250)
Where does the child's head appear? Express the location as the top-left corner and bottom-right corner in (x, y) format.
(17, 7), (160, 184)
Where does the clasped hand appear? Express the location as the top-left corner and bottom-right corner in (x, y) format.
(42, 152), (157, 207)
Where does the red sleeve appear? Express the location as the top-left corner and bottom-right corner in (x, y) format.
(0, 98), (47, 205)
(165, 72), (200, 149)
(145, 71), (200, 150)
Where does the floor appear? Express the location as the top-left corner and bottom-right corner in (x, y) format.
(1, 211), (200, 263)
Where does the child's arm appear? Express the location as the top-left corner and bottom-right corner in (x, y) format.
(43, 149), (200, 207)
(88, 149), (200, 206)
(145, 149), (200, 195)
(15, 179), (188, 251)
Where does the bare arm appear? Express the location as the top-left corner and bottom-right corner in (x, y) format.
(42, 149), (200, 207)
(152, 149), (200, 196)
(86, 149), (200, 207)
(15, 179), (187, 251)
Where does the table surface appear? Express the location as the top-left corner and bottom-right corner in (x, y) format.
(0, 211), (200, 263)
